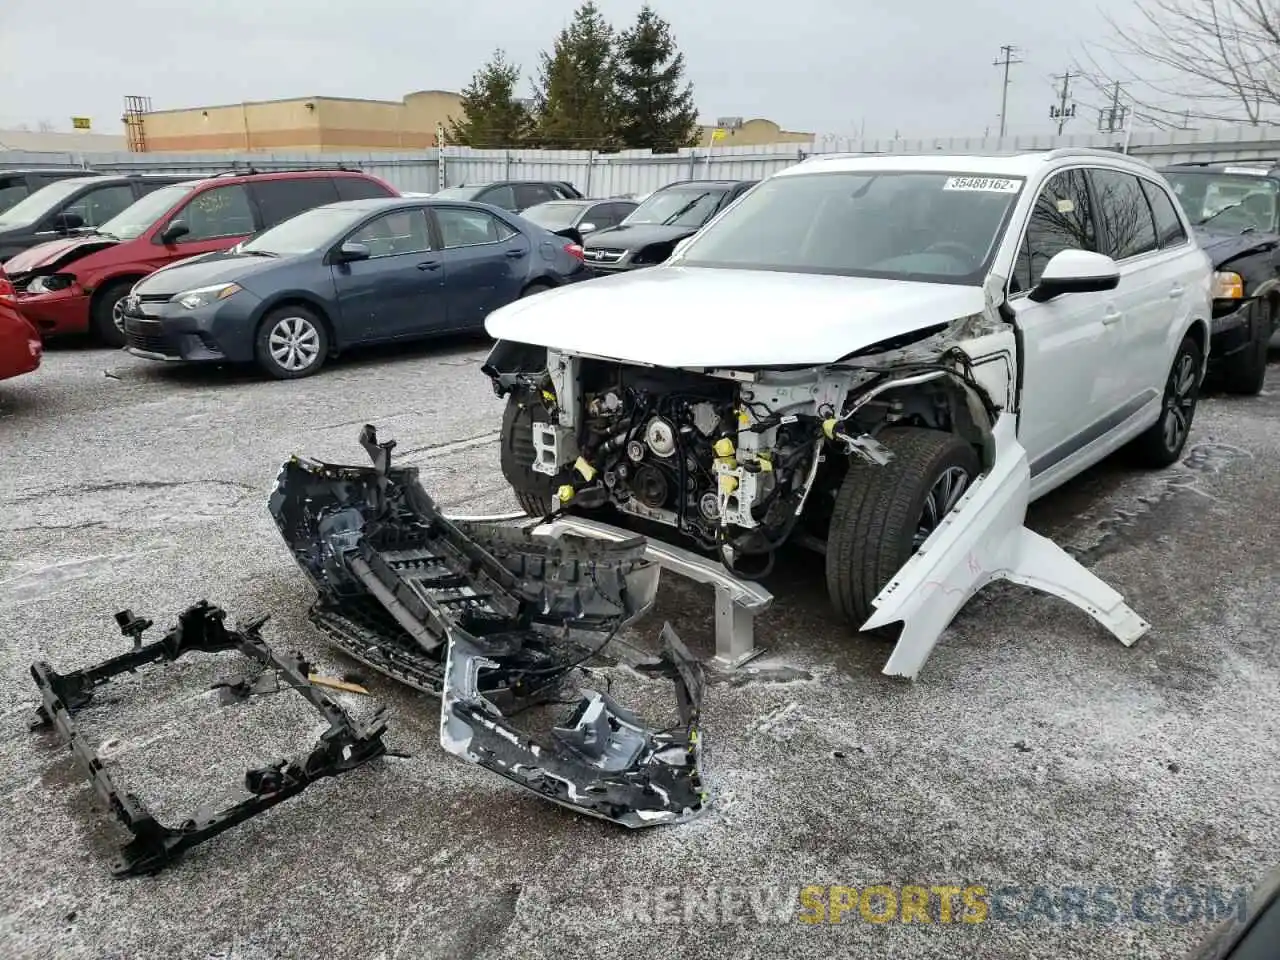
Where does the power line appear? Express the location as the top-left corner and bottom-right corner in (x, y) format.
(993, 44), (1024, 137)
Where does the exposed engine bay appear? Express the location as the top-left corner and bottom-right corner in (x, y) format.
(484, 328), (1007, 577)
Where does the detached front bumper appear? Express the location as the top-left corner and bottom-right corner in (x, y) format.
(122, 294), (260, 364)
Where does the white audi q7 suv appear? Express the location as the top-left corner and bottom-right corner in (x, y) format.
(479, 149), (1213, 676)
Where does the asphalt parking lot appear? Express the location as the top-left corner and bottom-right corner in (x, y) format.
(1, 341), (1278, 960)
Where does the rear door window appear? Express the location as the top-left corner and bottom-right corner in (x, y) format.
(252, 177), (340, 229)
(1140, 180), (1189, 248)
(479, 184), (517, 210)
(333, 176), (395, 201)
(1089, 169), (1159, 260)
(515, 183), (557, 209)
(434, 207), (517, 247)
(172, 184), (257, 242)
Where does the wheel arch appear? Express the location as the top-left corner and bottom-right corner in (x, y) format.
(520, 275), (559, 296)
(253, 294), (337, 353)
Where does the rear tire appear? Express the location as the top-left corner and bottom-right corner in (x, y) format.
(254, 306), (329, 380)
(824, 428), (981, 628)
(90, 279), (135, 348)
(521, 281), (554, 299)
(499, 394), (557, 516)
(1219, 300), (1271, 396)
(1130, 334), (1202, 468)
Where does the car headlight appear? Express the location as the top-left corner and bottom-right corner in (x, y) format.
(174, 282), (241, 310)
(1212, 271), (1244, 299)
(25, 273), (75, 295)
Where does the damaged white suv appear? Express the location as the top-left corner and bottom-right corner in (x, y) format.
(481, 150), (1212, 673)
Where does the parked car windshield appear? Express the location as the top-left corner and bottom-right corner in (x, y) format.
(1163, 171), (1280, 231)
(240, 205), (358, 256)
(677, 170), (1025, 284)
(520, 201), (583, 229)
(432, 185), (486, 201)
(0, 177), (101, 229)
(97, 183), (197, 239)
(624, 187), (727, 227)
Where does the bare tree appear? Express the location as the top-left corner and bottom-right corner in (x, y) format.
(1080, 0), (1280, 127)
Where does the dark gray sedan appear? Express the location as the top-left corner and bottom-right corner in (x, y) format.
(121, 197), (589, 379)
(519, 198), (638, 245)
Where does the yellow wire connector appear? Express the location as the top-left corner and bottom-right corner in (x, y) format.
(822, 418), (838, 440)
(574, 457), (596, 481)
(713, 437), (736, 458)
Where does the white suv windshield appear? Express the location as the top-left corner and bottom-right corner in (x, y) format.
(678, 170), (1025, 284)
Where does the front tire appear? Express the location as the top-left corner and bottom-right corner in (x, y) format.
(499, 394), (557, 516)
(254, 306), (329, 380)
(1219, 299), (1272, 396)
(1130, 334), (1202, 468)
(824, 428), (981, 628)
(90, 279), (135, 348)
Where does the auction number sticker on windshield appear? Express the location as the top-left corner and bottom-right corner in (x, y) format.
(943, 176), (1021, 192)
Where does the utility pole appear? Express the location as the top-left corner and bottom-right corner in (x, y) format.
(1098, 81), (1129, 134)
(993, 44), (1023, 137)
(1049, 71), (1077, 135)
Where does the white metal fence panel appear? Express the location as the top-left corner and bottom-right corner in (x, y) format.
(12, 124), (1280, 199)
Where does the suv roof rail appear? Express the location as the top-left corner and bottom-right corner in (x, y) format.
(1166, 158), (1280, 168)
(207, 164), (365, 178)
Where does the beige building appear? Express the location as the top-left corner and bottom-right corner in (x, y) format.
(696, 118), (813, 148)
(135, 90), (464, 153)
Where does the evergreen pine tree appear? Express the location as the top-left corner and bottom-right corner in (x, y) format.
(448, 50), (532, 148)
(533, 2), (616, 149)
(612, 6), (699, 152)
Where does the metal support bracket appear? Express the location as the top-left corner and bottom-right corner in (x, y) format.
(443, 511), (773, 668)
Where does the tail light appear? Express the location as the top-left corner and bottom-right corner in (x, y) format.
(0, 273), (14, 300)
(564, 242), (585, 262)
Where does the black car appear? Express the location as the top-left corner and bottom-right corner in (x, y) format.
(518, 197), (638, 245)
(431, 180), (583, 213)
(580, 179), (757, 273)
(122, 197), (589, 380)
(0, 174), (188, 264)
(0, 168), (106, 216)
(1161, 160), (1280, 394)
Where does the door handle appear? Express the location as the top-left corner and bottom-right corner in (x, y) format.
(1102, 307), (1124, 326)
(416, 260), (440, 271)
(1169, 284), (1185, 299)
(505, 248), (528, 259)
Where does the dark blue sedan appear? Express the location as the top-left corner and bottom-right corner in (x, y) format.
(120, 197), (588, 378)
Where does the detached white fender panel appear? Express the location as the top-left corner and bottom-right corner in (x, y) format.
(862, 412), (1151, 679)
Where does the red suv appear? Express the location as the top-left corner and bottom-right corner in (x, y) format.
(3, 169), (398, 345)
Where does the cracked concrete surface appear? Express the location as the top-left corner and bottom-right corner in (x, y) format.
(0, 340), (1277, 960)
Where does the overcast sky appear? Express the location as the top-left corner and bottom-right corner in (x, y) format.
(0, 0), (1141, 141)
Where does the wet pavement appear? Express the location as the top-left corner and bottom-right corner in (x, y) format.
(1, 341), (1277, 960)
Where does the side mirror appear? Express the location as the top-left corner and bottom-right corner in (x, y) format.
(1029, 249), (1120, 302)
(578, 222), (597, 234)
(54, 212), (85, 232)
(159, 220), (190, 244)
(336, 241), (371, 263)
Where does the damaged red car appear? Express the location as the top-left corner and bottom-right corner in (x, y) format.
(0, 268), (41, 382)
(4, 168), (398, 346)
